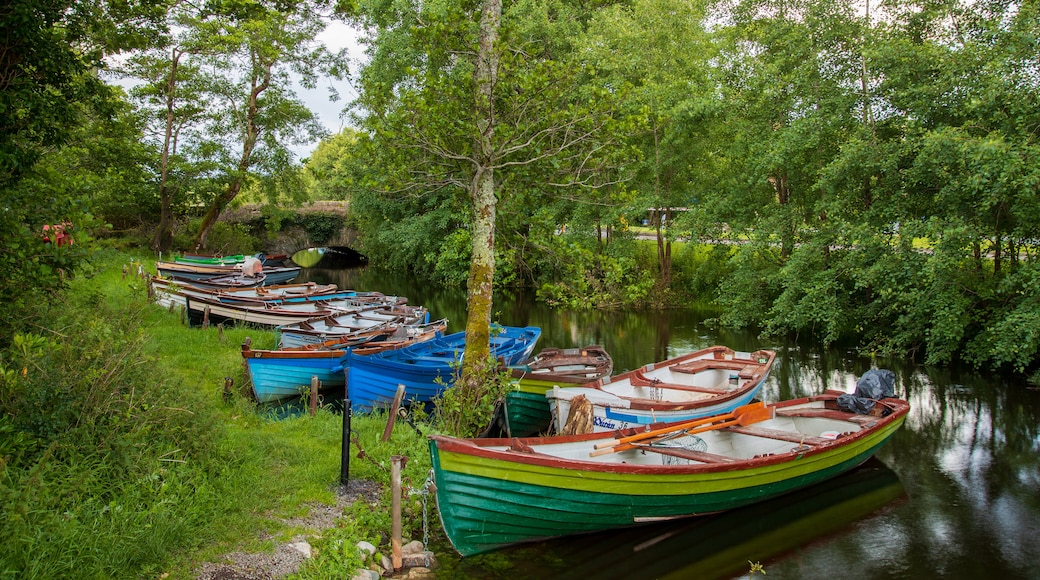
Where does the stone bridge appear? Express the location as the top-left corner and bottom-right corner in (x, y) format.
(222, 201), (366, 264)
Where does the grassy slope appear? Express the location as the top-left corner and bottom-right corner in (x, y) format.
(27, 249), (432, 578)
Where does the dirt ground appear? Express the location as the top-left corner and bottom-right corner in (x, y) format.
(192, 479), (384, 580)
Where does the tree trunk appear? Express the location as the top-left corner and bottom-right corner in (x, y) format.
(655, 211), (671, 286)
(771, 170), (794, 259)
(194, 178), (246, 251)
(193, 55), (271, 251)
(460, 0), (501, 391)
(154, 47), (182, 253)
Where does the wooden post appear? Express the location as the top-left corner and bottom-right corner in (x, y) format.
(391, 455), (405, 571)
(202, 305), (210, 328)
(382, 384), (407, 442)
(310, 376), (319, 416)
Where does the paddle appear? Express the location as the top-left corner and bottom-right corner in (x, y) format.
(593, 402), (767, 450)
(589, 402), (775, 457)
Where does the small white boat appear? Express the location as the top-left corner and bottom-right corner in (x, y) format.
(548, 345), (776, 433)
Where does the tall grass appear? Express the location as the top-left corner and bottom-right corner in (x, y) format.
(0, 249), (434, 579)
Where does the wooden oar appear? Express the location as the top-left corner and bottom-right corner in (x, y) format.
(592, 402), (767, 451)
(589, 402), (775, 457)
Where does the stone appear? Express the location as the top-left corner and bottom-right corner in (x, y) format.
(402, 552), (435, 568)
(356, 541), (377, 556)
(403, 567), (435, 579)
(287, 541), (312, 558)
(350, 569), (381, 580)
(380, 554), (393, 574)
(401, 540), (425, 555)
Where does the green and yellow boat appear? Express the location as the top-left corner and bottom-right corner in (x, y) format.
(429, 390), (909, 557)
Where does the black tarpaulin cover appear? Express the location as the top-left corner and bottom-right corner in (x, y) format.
(837, 369), (896, 414)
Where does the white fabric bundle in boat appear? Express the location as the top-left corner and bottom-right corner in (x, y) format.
(239, 257), (263, 277)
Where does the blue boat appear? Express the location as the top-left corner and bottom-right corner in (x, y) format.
(241, 320), (448, 403)
(241, 330), (391, 403)
(346, 326), (542, 412)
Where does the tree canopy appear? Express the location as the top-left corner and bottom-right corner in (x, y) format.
(4, 0), (1040, 377)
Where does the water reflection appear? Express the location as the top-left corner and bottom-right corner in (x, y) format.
(301, 266), (1040, 579)
(502, 461), (905, 580)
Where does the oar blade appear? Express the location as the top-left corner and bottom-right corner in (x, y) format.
(737, 404), (775, 425)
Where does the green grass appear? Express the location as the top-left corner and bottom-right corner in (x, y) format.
(0, 248), (435, 579)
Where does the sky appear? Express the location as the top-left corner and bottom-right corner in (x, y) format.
(293, 20), (367, 158)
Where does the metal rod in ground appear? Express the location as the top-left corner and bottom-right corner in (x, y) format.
(340, 400), (351, 486)
(391, 455), (405, 570)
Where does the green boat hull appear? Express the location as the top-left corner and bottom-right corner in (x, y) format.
(430, 400), (907, 556)
(502, 380), (558, 437)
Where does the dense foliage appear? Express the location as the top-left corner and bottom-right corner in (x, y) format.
(2, 0), (1039, 575)
(334, 0), (1040, 376)
(3, 0), (1039, 371)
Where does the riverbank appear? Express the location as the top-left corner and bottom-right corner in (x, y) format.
(0, 249), (436, 578)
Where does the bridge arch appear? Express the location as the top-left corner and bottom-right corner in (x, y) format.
(222, 201), (366, 263)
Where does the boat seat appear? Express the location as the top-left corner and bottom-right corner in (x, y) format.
(775, 407), (878, 426)
(724, 425), (829, 446)
(629, 374), (732, 394)
(635, 445), (737, 463)
(670, 359), (755, 374)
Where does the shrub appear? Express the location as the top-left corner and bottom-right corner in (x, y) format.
(0, 278), (225, 577)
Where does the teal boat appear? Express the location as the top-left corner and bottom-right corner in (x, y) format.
(428, 390), (909, 557)
(493, 345), (613, 437)
(175, 253), (249, 266)
(241, 319), (447, 403)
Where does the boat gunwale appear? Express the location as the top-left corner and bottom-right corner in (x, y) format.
(430, 392), (908, 476)
(561, 346), (777, 413)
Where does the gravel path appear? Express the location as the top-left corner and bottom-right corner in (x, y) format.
(193, 479), (384, 580)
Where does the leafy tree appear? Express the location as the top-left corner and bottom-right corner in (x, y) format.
(350, 0), (626, 416)
(303, 128), (362, 200)
(120, 2), (233, 252)
(191, 0), (348, 250)
(0, 0), (166, 340)
(579, 0), (715, 288)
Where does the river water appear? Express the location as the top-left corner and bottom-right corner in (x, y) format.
(303, 263), (1040, 580)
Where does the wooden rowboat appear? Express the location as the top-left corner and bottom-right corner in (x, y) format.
(539, 460), (905, 579)
(241, 319), (448, 403)
(173, 272), (267, 290)
(547, 346), (775, 433)
(155, 260), (301, 285)
(275, 304), (428, 348)
(174, 253), (251, 266)
(345, 326), (542, 413)
(241, 329), (393, 403)
(149, 277), (346, 309)
(491, 345), (614, 437)
(428, 390), (908, 556)
(183, 293), (420, 329)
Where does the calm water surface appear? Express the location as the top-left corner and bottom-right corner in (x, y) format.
(304, 264), (1040, 580)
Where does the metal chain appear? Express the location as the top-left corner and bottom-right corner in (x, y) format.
(407, 469), (435, 566)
